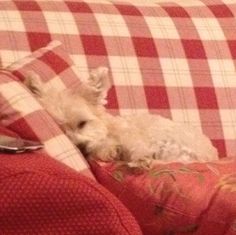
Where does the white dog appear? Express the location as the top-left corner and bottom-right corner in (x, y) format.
(25, 67), (219, 168)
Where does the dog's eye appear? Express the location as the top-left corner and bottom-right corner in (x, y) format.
(78, 121), (87, 129)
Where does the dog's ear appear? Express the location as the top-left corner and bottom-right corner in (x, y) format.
(24, 72), (44, 97)
(86, 66), (111, 105)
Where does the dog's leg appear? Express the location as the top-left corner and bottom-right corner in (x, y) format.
(89, 139), (122, 162)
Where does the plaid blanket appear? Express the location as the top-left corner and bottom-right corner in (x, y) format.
(0, 0), (235, 158)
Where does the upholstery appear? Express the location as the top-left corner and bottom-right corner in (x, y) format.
(0, 125), (142, 235)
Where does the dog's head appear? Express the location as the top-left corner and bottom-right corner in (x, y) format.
(25, 67), (112, 156)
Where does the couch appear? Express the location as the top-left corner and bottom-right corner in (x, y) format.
(0, 0), (236, 234)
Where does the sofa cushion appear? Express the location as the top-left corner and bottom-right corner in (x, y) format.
(0, 126), (142, 235)
(0, 41), (93, 178)
(0, 0), (235, 158)
(91, 159), (236, 235)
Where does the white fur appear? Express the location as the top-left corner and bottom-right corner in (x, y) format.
(25, 67), (219, 168)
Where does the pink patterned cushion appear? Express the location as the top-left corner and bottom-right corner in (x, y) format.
(0, 41), (93, 178)
(91, 159), (236, 235)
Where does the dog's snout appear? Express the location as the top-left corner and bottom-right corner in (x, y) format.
(77, 143), (89, 157)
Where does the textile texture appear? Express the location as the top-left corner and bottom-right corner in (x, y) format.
(91, 159), (236, 235)
(0, 127), (142, 235)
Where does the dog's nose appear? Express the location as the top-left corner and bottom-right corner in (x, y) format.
(77, 143), (88, 157)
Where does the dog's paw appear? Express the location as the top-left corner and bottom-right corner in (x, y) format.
(95, 145), (122, 162)
(127, 158), (153, 170)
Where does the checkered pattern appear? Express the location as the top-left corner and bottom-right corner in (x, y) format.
(0, 41), (94, 178)
(0, 0), (236, 159)
(8, 40), (82, 89)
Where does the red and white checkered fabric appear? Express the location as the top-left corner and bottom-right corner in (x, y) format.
(8, 40), (82, 88)
(0, 0), (236, 158)
(0, 41), (93, 178)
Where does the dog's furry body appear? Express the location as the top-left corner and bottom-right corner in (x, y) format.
(25, 67), (219, 168)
